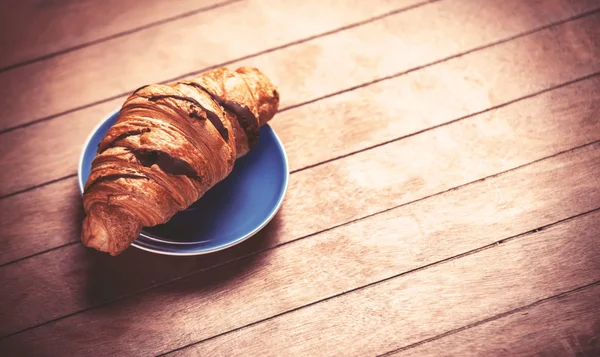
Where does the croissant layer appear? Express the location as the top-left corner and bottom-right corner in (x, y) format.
(82, 67), (279, 255)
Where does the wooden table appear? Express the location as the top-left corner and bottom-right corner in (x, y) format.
(1, 0), (600, 355)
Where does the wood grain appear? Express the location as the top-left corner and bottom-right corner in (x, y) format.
(169, 210), (600, 357)
(0, 0), (417, 131)
(3, 179), (599, 356)
(391, 283), (600, 357)
(1, 71), (599, 338)
(2, 22), (600, 264)
(2, 5), (600, 196)
(1, 0), (598, 355)
(0, 178), (82, 265)
(0, 0), (230, 70)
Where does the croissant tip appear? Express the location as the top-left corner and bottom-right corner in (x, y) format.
(82, 205), (135, 256)
(82, 216), (110, 253)
(82, 222), (132, 256)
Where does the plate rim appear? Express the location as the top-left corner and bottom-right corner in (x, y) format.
(77, 108), (289, 256)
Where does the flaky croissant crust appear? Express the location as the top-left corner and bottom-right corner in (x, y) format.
(82, 67), (279, 255)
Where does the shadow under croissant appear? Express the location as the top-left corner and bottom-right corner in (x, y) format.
(83, 213), (282, 306)
(71, 188), (86, 240)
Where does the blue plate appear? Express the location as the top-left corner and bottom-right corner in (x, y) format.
(78, 109), (289, 255)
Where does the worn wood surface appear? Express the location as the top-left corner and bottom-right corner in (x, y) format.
(0, 0), (417, 132)
(0, 0), (230, 70)
(2, 0), (600, 196)
(392, 283), (600, 357)
(172, 210), (600, 357)
(3, 74), (600, 335)
(2, 140), (599, 355)
(0, 0), (599, 355)
(3, 64), (600, 266)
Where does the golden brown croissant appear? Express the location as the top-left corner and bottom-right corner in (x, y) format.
(81, 67), (280, 255)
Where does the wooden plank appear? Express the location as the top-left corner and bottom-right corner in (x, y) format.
(0, 0), (418, 131)
(1, 70), (599, 339)
(169, 210), (600, 357)
(3, 173), (600, 356)
(0, 96), (123, 197)
(390, 283), (600, 357)
(2, 5), (599, 196)
(0, 178), (81, 266)
(0, 0), (230, 70)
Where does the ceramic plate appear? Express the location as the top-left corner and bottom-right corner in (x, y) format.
(78, 109), (289, 255)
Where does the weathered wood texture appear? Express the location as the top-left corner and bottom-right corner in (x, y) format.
(4, 184), (597, 356)
(1, 0), (599, 356)
(169, 210), (600, 356)
(2, 0), (599, 196)
(0, 101), (600, 348)
(2, 48), (600, 266)
(391, 283), (600, 357)
(0, 0), (418, 131)
(0, 0), (230, 69)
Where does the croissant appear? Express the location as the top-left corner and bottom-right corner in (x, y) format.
(81, 67), (280, 255)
